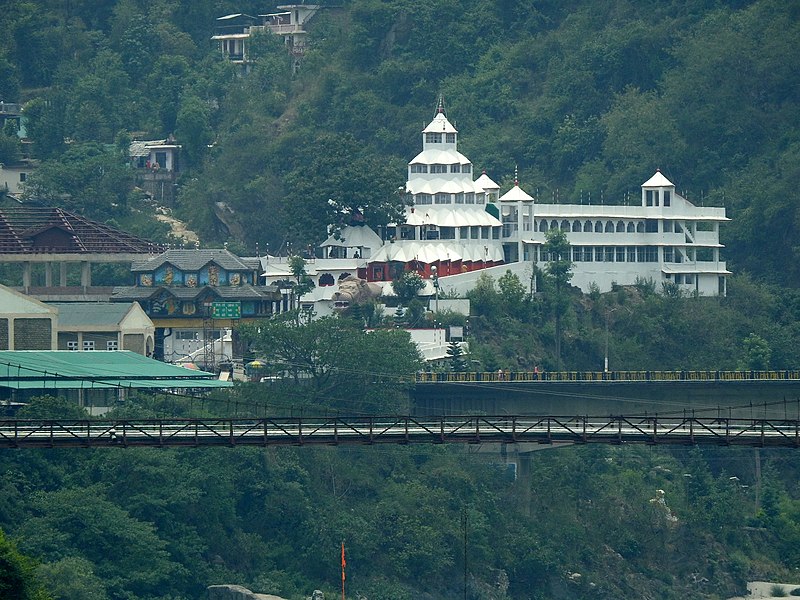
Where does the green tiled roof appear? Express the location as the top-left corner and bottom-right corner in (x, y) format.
(0, 351), (231, 390)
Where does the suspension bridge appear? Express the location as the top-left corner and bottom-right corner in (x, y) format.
(3, 414), (800, 449)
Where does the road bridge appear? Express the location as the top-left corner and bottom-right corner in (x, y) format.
(3, 415), (800, 449)
(412, 370), (800, 419)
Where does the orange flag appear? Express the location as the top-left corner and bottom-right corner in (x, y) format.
(341, 541), (346, 579)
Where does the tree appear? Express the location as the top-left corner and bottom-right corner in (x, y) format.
(446, 340), (467, 372)
(391, 271), (425, 306)
(176, 94), (212, 167)
(741, 333), (771, 370)
(237, 315), (421, 412)
(0, 529), (50, 600)
(542, 228), (573, 370)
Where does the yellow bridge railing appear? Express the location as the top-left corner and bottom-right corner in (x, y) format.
(415, 370), (800, 384)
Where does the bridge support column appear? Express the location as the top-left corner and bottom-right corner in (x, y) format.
(80, 261), (92, 287)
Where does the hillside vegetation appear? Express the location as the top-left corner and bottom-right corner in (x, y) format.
(3, 1), (800, 599)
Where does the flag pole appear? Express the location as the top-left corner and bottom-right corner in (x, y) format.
(341, 541), (346, 600)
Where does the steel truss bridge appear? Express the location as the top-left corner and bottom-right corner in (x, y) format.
(4, 415), (800, 449)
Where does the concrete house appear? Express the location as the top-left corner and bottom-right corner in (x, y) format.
(0, 284), (58, 350)
(50, 302), (155, 355)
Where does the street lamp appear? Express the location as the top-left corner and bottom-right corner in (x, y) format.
(604, 307), (617, 373)
(430, 265), (440, 315)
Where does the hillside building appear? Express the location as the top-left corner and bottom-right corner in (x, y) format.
(363, 103), (730, 296)
(212, 5), (321, 73)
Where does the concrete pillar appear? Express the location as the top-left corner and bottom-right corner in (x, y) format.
(59, 262), (67, 287)
(44, 262), (53, 287)
(22, 262), (31, 291)
(80, 261), (91, 287)
(7, 317), (14, 350)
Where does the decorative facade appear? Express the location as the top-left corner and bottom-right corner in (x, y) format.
(111, 249), (281, 361)
(367, 103), (504, 283)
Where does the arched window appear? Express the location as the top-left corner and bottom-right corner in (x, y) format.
(550, 220), (558, 231)
(540, 220), (549, 232)
(605, 221), (614, 233)
(561, 220), (570, 231)
(616, 221), (625, 233)
(572, 220), (582, 232)
(584, 220), (593, 231)
(637, 221), (645, 233)
(594, 221), (603, 233)
(338, 272), (352, 281)
(319, 273), (335, 287)
(627, 222), (635, 233)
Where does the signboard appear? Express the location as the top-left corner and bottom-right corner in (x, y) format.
(211, 301), (241, 319)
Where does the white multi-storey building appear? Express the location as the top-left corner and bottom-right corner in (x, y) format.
(497, 170), (730, 296)
(364, 103), (730, 297)
(367, 103), (505, 283)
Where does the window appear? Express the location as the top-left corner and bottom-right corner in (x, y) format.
(572, 220), (582, 232)
(637, 247), (646, 262)
(595, 247), (605, 262)
(616, 221), (625, 233)
(455, 193), (464, 204)
(481, 226), (490, 239)
(605, 247), (615, 262)
(584, 247), (593, 262)
(470, 226), (479, 239)
(605, 221), (614, 233)
(416, 193), (432, 205)
(441, 227), (456, 240)
(664, 247), (674, 262)
(372, 267), (384, 280)
(67, 341), (78, 351)
(616, 247), (626, 262)
(594, 221), (603, 233)
(539, 220), (548, 232)
(410, 164), (428, 173)
(584, 220), (593, 231)
(460, 226), (469, 239)
(446, 133), (456, 143)
(551, 220), (559, 231)
(685, 274), (694, 285)
(465, 192), (475, 204)
(155, 152), (167, 168)
(476, 193), (485, 204)
(645, 220), (658, 233)
(663, 220), (673, 232)
(435, 193), (450, 204)
(637, 222), (645, 233)
(627, 246), (636, 262)
(646, 190), (655, 206)
(319, 273), (335, 286)
(627, 222), (635, 233)
(573, 248), (582, 261)
(107, 340), (119, 351)
(462, 164), (471, 173)
(646, 247), (658, 262)
(19, 173), (27, 182)
(430, 164), (447, 173)
(450, 164), (461, 173)
(425, 133), (442, 143)
(663, 190), (671, 207)
(83, 340), (95, 351)
(492, 227), (500, 239)
(176, 330), (199, 340)
(561, 220), (570, 231)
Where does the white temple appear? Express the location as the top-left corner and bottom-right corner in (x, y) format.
(362, 101), (730, 297)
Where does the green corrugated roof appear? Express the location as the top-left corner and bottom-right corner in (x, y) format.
(0, 351), (231, 390)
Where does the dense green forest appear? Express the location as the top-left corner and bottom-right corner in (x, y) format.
(3, 0), (800, 598)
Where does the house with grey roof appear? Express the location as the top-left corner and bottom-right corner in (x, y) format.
(49, 302), (155, 356)
(111, 248), (281, 363)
